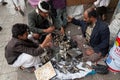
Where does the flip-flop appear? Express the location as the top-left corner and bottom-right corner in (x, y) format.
(19, 66), (35, 73)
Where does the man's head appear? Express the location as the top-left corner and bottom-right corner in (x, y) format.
(12, 23), (29, 40)
(83, 8), (97, 24)
(37, 1), (50, 18)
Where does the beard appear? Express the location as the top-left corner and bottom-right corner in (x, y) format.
(87, 21), (92, 26)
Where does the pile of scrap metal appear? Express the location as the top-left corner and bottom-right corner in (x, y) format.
(50, 30), (86, 73)
(39, 30), (90, 77)
(37, 30), (101, 79)
(51, 30), (82, 62)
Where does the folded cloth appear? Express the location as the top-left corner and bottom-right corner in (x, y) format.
(86, 70), (96, 76)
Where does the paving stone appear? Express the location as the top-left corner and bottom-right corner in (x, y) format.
(0, 50), (5, 62)
(0, 61), (17, 74)
(0, 72), (17, 80)
(17, 70), (36, 80)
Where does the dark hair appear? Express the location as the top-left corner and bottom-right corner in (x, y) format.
(12, 23), (28, 38)
(41, 1), (50, 11)
(87, 8), (97, 18)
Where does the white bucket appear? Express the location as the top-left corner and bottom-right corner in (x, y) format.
(106, 32), (120, 72)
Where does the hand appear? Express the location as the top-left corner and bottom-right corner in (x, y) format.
(60, 27), (64, 35)
(43, 26), (55, 33)
(32, 33), (40, 40)
(40, 33), (52, 48)
(45, 33), (52, 41)
(67, 16), (73, 22)
(85, 48), (94, 56)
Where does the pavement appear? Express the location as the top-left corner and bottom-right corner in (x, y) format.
(0, 0), (120, 80)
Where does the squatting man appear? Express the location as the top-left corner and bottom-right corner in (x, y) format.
(5, 23), (52, 72)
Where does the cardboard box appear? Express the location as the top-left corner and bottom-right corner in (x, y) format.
(34, 61), (56, 80)
(66, 0), (96, 6)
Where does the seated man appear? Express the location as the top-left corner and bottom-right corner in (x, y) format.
(28, 0), (55, 43)
(5, 23), (52, 72)
(68, 8), (110, 62)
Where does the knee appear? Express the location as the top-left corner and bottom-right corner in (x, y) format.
(22, 53), (34, 62)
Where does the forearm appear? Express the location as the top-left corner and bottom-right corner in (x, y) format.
(16, 46), (44, 56)
(43, 26), (55, 33)
(71, 18), (84, 27)
(29, 26), (44, 34)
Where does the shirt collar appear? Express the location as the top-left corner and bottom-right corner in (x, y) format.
(36, 9), (39, 15)
(89, 20), (97, 28)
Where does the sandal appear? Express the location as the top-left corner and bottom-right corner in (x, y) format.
(19, 66), (35, 73)
(92, 64), (109, 74)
